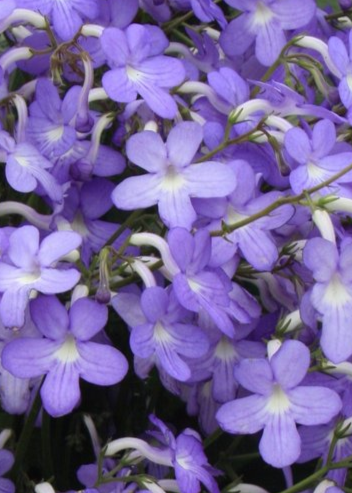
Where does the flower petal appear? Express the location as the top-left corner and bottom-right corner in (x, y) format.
(235, 358), (273, 395)
(259, 414), (301, 467)
(69, 298), (108, 340)
(30, 295), (69, 339)
(41, 363), (81, 417)
(112, 174), (161, 210)
(184, 162), (237, 198)
(216, 394), (268, 434)
(38, 231), (82, 266)
(158, 188), (196, 230)
(7, 225), (39, 269)
(126, 131), (166, 172)
(166, 122), (203, 168)
(2, 338), (56, 378)
(77, 341), (128, 385)
(289, 386), (342, 425)
(271, 340), (310, 389)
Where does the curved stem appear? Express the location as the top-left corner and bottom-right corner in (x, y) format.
(210, 161), (352, 237)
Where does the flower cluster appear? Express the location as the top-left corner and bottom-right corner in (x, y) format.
(1, 1), (352, 493)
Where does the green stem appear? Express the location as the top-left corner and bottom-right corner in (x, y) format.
(195, 122), (265, 163)
(278, 457), (352, 493)
(204, 428), (223, 448)
(11, 385), (42, 481)
(105, 210), (143, 247)
(41, 410), (54, 481)
(210, 161), (352, 237)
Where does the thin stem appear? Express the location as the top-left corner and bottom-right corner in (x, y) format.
(41, 410), (54, 481)
(278, 456), (352, 493)
(210, 161), (352, 237)
(11, 384), (42, 481)
(105, 210), (143, 247)
(195, 122), (265, 163)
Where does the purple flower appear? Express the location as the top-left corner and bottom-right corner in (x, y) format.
(220, 0), (316, 66)
(0, 131), (63, 203)
(0, 226), (82, 328)
(0, 309), (40, 414)
(0, 449), (14, 493)
(27, 78), (77, 159)
(202, 160), (293, 271)
(100, 24), (185, 118)
(216, 340), (342, 467)
(112, 287), (209, 381)
(17, 0), (100, 40)
(2, 295), (128, 417)
(58, 178), (119, 265)
(303, 237), (352, 363)
(168, 227), (260, 336)
(285, 119), (352, 194)
(112, 122), (237, 230)
(150, 415), (220, 493)
(328, 31), (352, 120)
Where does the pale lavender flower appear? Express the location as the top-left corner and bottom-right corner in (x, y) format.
(112, 287), (209, 381)
(285, 119), (352, 195)
(2, 295), (128, 417)
(328, 31), (352, 121)
(27, 78), (77, 158)
(112, 122), (236, 230)
(168, 227), (260, 336)
(202, 160), (293, 271)
(0, 308), (40, 414)
(216, 340), (342, 467)
(150, 415), (220, 493)
(303, 237), (352, 363)
(0, 226), (81, 328)
(0, 131), (63, 203)
(17, 0), (100, 40)
(220, 0), (316, 66)
(100, 24), (185, 118)
(0, 449), (14, 493)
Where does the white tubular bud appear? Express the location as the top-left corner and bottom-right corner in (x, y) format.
(80, 24), (104, 38)
(312, 480), (337, 493)
(0, 46), (32, 72)
(0, 429), (12, 448)
(123, 259), (157, 288)
(105, 437), (173, 467)
(267, 339), (282, 360)
(130, 233), (180, 277)
(0, 9), (46, 32)
(326, 197), (352, 214)
(280, 309), (302, 333)
(294, 36), (342, 78)
(144, 121), (159, 132)
(312, 209), (336, 244)
(34, 483), (56, 493)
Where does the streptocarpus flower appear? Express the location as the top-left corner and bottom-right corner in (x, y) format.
(2, 295), (128, 417)
(27, 78), (77, 159)
(284, 119), (352, 194)
(303, 237), (352, 363)
(216, 340), (342, 467)
(220, 0), (316, 66)
(17, 0), (100, 40)
(0, 448), (14, 493)
(0, 131), (63, 203)
(112, 286), (209, 381)
(100, 24), (185, 118)
(150, 415), (220, 493)
(0, 225), (82, 328)
(112, 122), (237, 230)
(168, 227), (260, 336)
(328, 31), (352, 121)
